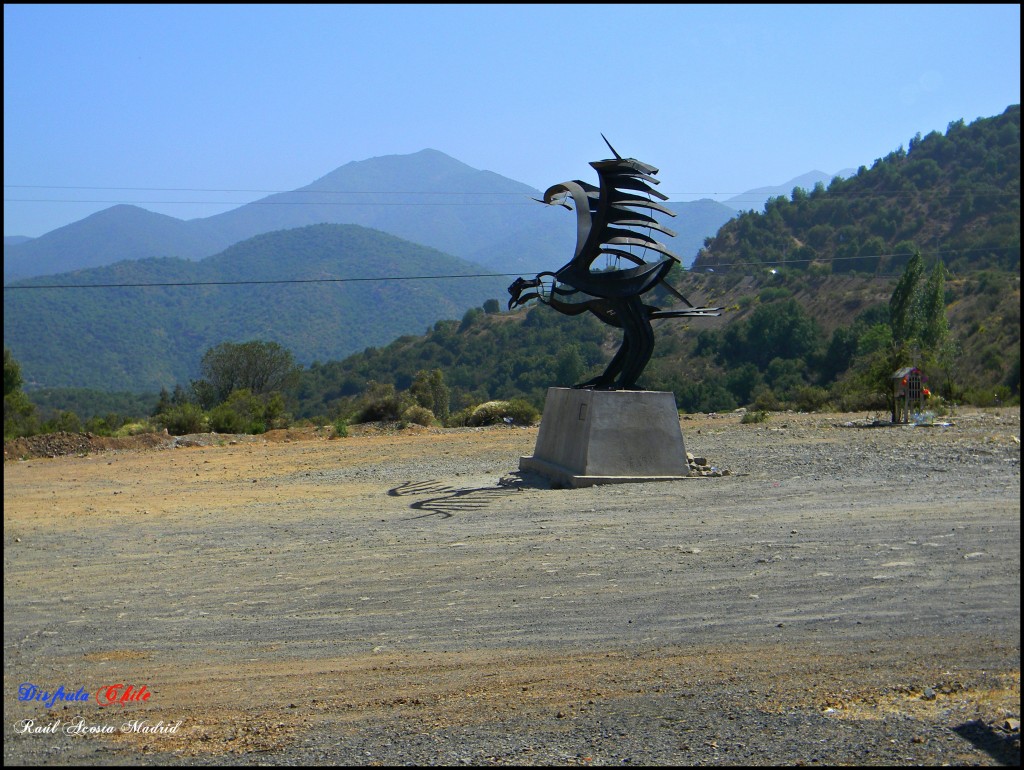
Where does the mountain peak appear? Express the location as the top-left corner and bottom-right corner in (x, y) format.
(305, 148), (490, 192)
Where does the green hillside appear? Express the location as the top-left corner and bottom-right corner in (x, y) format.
(694, 105), (1020, 275)
(3, 224), (508, 392)
(288, 266), (1018, 421)
(295, 303), (610, 418)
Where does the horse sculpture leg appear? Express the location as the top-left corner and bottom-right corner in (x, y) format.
(614, 296), (655, 390)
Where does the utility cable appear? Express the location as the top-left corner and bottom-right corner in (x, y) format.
(4, 246), (1018, 291)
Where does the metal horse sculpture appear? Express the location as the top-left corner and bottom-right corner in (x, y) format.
(508, 137), (722, 390)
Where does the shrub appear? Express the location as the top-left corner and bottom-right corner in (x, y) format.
(84, 416), (114, 436)
(506, 399), (541, 425)
(459, 307), (484, 331)
(158, 403), (207, 435)
(758, 286), (792, 303)
(790, 385), (831, 412)
(208, 403), (250, 434)
(206, 388), (290, 434)
(807, 260), (832, 277)
(331, 417), (349, 438)
(356, 381), (410, 423)
(740, 409), (770, 424)
(42, 410), (83, 434)
(447, 406), (474, 427)
(466, 399), (539, 426)
(401, 405), (436, 427)
(829, 381), (887, 412)
(113, 421), (153, 437)
(964, 385), (1015, 407)
(751, 386), (782, 412)
(82, 412), (132, 436)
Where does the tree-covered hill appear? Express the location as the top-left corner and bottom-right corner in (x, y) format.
(693, 105), (1020, 275)
(3, 224), (509, 392)
(295, 302), (611, 419)
(288, 267), (1018, 421)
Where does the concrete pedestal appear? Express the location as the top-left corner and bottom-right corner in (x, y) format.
(520, 388), (690, 488)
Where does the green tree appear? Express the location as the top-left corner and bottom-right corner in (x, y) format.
(410, 369), (450, 423)
(889, 251), (925, 348)
(193, 340), (300, 408)
(171, 383), (191, 406)
(4, 348), (39, 439)
(555, 344), (585, 387)
(3, 348), (22, 398)
(852, 251), (953, 419)
(724, 362), (764, 406)
(919, 263), (950, 352)
(887, 251), (953, 383)
(152, 387), (173, 417)
(821, 325), (860, 383)
(720, 299), (821, 371)
(42, 410), (83, 434)
(918, 262), (956, 398)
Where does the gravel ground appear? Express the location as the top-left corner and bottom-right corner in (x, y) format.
(3, 407), (1020, 766)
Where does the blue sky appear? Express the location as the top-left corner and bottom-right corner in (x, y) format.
(4, 3), (1020, 237)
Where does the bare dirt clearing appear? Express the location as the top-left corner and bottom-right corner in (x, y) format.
(4, 409), (1020, 765)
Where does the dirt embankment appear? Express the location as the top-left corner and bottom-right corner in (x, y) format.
(3, 423), (441, 461)
(5, 430), (178, 460)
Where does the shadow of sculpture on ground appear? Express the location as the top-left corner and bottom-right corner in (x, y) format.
(386, 471), (554, 519)
(952, 719), (1020, 766)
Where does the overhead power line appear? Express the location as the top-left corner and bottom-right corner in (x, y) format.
(4, 246), (1017, 291)
(4, 199), (541, 206)
(5, 184), (1018, 206)
(3, 272), (524, 290)
(4, 185), (536, 193)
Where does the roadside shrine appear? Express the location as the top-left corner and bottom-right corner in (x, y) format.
(892, 366), (927, 423)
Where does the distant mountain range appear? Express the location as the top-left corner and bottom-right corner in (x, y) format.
(3, 148), (842, 283)
(1, 148), (854, 394)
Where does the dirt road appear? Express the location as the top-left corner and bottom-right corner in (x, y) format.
(3, 409), (1020, 765)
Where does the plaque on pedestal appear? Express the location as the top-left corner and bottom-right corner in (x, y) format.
(520, 388), (690, 488)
